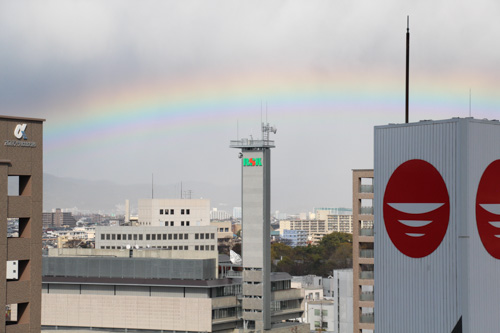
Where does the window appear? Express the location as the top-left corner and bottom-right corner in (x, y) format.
(165, 222), (168, 226)
(152, 234), (156, 241)
(314, 322), (320, 328)
(211, 245), (215, 251)
(146, 234), (150, 241)
(163, 234), (167, 240)
(181, 209), (185, 215)
(168, 234), (172, 240)
(186, 209), (190, 214)
(195, 246), (199, 251)
(211, 233), (215, 239)
(101, 234), (105, 240)
(170, 221), (174, 226)
(117, 234), (121, 240)
(322, 322), (328, 329)
(184, 246), (188, 250)
(219, 228), (223, 232)
(224, 228), (229, 232)
(128, 234), (132, 240)
(205, 233), (209, 239)
(184, 233), (188, 239)
(111, 246), (115, 249)
(200, 233), (204, 240)
(157, 233), (161, 240)
(181, 221), (185, 226)
(314, 309), (320, 316)
(139, 234), (143, 240)
(174, 246), (178, 250)
(134, 234), (138, 240)
(106, 234), (110, 240)
(195, 233), (199, 240)
(186, 221), (190, 226)
(174, 234), (178, 240)
(179, 234), (183, 240)
(322, 310), (328, 316)
(160, 209), (164, 214)
(165, 209), (169, 215)
(200, 245), (204, 251)
(170, 209), (174, 214)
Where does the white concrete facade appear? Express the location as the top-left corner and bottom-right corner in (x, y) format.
(138, 198), (210, 227)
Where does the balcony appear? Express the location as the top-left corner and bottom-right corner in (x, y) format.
(359, 249), (374, 258)
(359, 228), (374, 237)
(359, 184), (374, 193)
(360, 291), (374, 301)
(359, 206), (374, 215)
(359, 271), (374, 280)
(360, 312), (374, 323)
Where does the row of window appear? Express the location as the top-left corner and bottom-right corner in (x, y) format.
(218, 228), (230, 232)
(194, 233), (215, 240)
(98, 244), (216, 251)
(159, 209), (190, 215)
(100, 232), (216, 241)
(164, 221), (190, 226)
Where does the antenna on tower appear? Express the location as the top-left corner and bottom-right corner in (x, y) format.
(405, 15), (410, 124)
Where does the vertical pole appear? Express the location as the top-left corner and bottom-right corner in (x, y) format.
(405, 16), (410, 123)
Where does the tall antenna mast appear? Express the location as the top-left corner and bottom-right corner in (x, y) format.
(469, 88), (472, 117)
(152, 173), (154, 199)
(405, 15), (410, 124)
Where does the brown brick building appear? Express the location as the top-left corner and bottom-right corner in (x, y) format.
(1, 116), (44, 332)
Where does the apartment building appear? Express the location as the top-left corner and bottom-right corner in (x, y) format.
(352, 170), (374, 333)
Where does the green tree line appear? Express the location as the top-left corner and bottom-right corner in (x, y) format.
(271, 232), (352, 276)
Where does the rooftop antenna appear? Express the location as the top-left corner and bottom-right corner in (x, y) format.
(405, 15), (410, 124)
(237, 120), (239, 140)
(180, 181), (183, 199)
(469, 88), (472, 117)
(152, 173), (154, 199)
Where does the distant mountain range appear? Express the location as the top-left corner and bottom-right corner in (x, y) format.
(43, 173), (240, 215)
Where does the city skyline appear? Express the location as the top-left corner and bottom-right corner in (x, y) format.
(3, 0), (500, 212)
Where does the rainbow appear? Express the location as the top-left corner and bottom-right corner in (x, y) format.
(43, 68), (500, 160)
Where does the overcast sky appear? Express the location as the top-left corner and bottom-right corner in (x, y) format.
(2, 0), (500, 213)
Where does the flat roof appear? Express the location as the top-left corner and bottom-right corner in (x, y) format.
(0, 115), (46, 122)
(43, 276), (239, 288)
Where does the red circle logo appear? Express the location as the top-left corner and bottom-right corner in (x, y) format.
(476, 160), (500, 259)
(383, 159), (450, 258)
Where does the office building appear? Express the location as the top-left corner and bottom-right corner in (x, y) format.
(138, 198), (210, 227)
(42, 208), (77, 228)
(352, 169), (374, 333)
(1, 116), (44, 331)
(41, 249), (305, 333)
(95, 226), (217, 252)
(374, 118), (500, 332)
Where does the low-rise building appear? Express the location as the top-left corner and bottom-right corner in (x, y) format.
(306, 301), (335, 333)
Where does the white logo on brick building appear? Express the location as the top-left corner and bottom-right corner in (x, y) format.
(14, 124), (27, 140)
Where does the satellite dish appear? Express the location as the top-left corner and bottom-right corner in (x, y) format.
(230, 250), (242, 265)
(125, 244), (131, 250)
(134, 244), (139, 249)
(146, 244), (150, 248)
